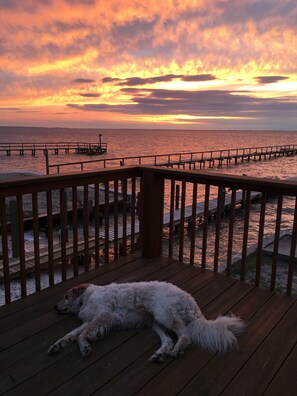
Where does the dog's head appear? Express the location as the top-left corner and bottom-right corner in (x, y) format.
(54, 284), (90, 314)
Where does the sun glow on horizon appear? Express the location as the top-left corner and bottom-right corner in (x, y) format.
(0, 0), (296, 130)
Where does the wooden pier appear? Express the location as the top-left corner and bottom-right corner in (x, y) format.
(165, 146), (297, 169)
(0, 141), (107, 156)
(76, 144), (107, 156)
(47, 144), (297, 173)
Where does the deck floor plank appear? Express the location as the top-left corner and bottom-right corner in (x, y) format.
(0, 255), (296, 396)
(222, 299), (297, 395)
(264, 340), (297, 396)
(178, 293), (295, 396)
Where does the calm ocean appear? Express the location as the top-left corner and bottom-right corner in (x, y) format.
(0, 127), (297, 179)
(1, 127), (297, 302)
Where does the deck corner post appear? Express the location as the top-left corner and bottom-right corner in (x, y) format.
(140, 168), (164, 258)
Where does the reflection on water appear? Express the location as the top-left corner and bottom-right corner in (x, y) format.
(0, 128), (297, 177)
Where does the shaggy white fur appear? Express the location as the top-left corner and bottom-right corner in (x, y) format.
(48, 281), (244, 361)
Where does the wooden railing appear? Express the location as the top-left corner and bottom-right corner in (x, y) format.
(47, 144), (297, 173)
(149, 168), (297, 296)
(1, 166), (297, 304)
(0, 168), (141, 304)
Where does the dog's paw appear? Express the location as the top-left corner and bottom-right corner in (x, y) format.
(169, 348), (183, 359)
(48, 342), (62, 355)
(149, 352), (164, 363)
(80, 344), (92, 358)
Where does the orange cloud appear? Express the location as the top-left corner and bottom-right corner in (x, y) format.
(0, 0), (296, 129)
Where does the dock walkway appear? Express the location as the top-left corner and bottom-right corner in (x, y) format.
(1, 254), (296, 395)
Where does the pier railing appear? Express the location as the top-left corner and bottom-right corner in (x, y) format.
(0, 141), (107, 156)
(46, 144), (297, 173)
(0, 166), (297, 304)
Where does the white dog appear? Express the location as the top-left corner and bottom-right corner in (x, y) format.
(48, 281), (244, 361)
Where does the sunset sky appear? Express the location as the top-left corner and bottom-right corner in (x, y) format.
(0, 0), (296, 130)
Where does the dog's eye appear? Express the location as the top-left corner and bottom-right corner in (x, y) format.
(65, 294), (69, 300)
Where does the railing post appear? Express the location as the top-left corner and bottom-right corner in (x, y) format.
(140, 168), (164, 258)
(9, 200), (19, 258)
(175, 184), (180, 209)
(45, 149), (49, 174)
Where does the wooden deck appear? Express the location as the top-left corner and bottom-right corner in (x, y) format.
(1, 254), (296, 395)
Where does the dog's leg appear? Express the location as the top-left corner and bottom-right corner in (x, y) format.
(169, 326), (191, 358)
(77, 314), (114, 357)
(48, 313), (115, 357)
(153, 312), (191, 359)
(48, 323), (90, 355)
(149, 322), (175, 362)
(166, 316), (192, 358)
(77, 322), (99, 357)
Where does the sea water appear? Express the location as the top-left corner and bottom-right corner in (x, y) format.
(0, 127), (297, 302)
(0, 127), (297, 179)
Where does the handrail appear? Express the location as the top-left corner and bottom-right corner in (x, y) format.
(1, 165), (297, 304)
(0, 167), (141, 196)
(149, 166), (297, 196)
(0, 141), (107, 148)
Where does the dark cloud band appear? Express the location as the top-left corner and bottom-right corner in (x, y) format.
(255, 76), (289, 84)
(102, 74), (217, 87)
(67, 87), (297, 120)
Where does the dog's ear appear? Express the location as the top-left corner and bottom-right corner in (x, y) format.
(73, 284), (90, 297)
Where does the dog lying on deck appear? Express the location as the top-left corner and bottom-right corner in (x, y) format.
(48, 281), (244, 361)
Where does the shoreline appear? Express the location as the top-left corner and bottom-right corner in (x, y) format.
(0, 171), (43, 180)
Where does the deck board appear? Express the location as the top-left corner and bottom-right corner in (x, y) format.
(0, 255), (296, 396)
(222, 300), (297, 395)
(265, 342), (297, 396)
(178, 293), (295, 396)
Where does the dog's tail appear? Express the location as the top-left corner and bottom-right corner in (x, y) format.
(187, 314), (245, 354)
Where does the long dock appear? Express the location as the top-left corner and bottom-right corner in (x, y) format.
(164, 146), (297, 169)
(0, 141), (107, 156)
(47, 144), (297, 173)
